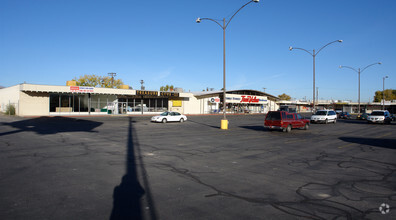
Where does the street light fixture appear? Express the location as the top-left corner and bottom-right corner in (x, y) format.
(339, 62), (381, 114)
(289, 40), (342, 112)
(196, 0), (259, 130)
(383, 75), (389, 110)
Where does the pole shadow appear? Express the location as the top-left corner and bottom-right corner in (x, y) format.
(187, 118), (220, 129)
(110, 117), (157, 220)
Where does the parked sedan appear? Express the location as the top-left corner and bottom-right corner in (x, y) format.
(357, 113), (370, 120)
(339, 112), (352, 119)
(151, 111), (187, 123)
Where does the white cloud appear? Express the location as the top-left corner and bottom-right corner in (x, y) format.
(154, 69), (173, 81)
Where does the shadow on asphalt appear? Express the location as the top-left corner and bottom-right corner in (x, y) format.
(187, 118), (220, 129)
(338, 119), (395, 125)
(0, 117), (102, 136)
(338, 119), (371, 124)
(339, 137), (396, 149)
(239, 126), (266, 131)
(110, 117), (157, 220)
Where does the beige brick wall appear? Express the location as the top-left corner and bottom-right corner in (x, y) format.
(0, 85), (21, 114)
(19, 91), (50, 116)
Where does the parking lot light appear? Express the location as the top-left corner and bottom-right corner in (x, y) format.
(196, 0), (259, 129)
(339, 62), (381, 114)
(383, 75), (389, 110)
(289, 40), (342, 112)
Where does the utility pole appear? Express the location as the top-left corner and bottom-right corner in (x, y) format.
(108, 72), (116, 88)
(383, 76), (389, 110)
(263, 87), (266, 93)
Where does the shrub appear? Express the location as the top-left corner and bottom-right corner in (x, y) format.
(5, 104), (16, 115)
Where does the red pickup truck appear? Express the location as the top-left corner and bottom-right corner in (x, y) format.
(264, 111), (310, 132)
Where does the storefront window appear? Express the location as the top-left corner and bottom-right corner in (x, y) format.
(50, 94), (168, 114)
(49, 94), (59, 112)
(49, 93), (92, 113)
(142, 98), (168, 112)
(73, 96), (79, 112)
(114, 98), (168, 114)
(90, 95), (116, 113)
(126, 99), (139, 112)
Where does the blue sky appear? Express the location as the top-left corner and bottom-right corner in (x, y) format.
(1, 0), (395, 102)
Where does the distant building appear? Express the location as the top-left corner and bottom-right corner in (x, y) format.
(0, 83), (279, 116)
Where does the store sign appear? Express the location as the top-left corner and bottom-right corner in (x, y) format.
(160, 92), (179, 97)
(225, 94), (267, 104)
(172, 100), (182, 107)
(240, 96), (259, 103)
(136, 90), (158, 96)
(210, 97), (220, 103)
(70, 86), (94, 93)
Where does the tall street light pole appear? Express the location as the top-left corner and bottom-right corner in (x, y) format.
(196, 0), (259, 130)
(289, 40), (342, 112)
(383, 75), (388, 110)
(339, 62), (381, 114)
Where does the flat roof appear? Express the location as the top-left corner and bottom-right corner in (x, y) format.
(192, 89), (279, 100)
(15, 83), (190, 98)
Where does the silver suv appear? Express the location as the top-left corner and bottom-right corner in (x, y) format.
(311, 110), (337, 124)
(367, 110), (392, 124)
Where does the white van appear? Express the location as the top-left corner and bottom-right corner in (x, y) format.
(311, 110), (337, 124)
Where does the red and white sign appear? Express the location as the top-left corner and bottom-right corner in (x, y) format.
(241, 96), (259, 103)
(210, 97), (220, 103)
(225, 94), (267, 104)
(70, 86), (94, 93)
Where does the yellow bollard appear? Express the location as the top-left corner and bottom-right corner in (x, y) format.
(221, 119), (228, 130)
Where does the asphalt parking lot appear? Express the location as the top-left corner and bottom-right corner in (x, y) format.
(0, 114), (395, 220)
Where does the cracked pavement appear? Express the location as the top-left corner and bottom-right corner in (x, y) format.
(0, 114), (395, 219)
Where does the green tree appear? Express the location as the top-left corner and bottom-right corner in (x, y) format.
(73, 74), (101, 87)
(278, 93), (291, 100)
(373, 89), (396, 102)
(100, 76), (124, 88)
(160, 85), (173, 91)
(72, 74), (124, 88)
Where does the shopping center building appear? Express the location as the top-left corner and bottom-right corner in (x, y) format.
(0, 83), (280, 116)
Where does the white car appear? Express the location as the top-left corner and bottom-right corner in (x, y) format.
(151, 111), (187, 123)
(310, 110), (337, 124)
(367, 110), (392, 124)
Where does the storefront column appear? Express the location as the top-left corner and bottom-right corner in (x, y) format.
(88, 94), (91, 115)
(141, 98), (143, 115)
